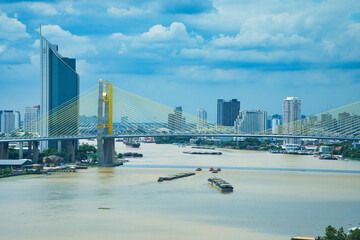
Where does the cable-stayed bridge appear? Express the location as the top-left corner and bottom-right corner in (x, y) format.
(1, 80), (360, 165)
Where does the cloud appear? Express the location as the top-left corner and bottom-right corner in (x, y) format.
(29, 2), (58, 15)
(0, 12), (29, 40)
(140, 22), (192, 42)
(40, 25), (96, 57)
(109, 22), (203, 56)
(160, 0), (215, 14)
(107, 7), (149, 16)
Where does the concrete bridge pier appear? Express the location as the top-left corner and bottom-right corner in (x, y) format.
(19, 142), (23, 159)
(103, 138), (115, 166)
(0, 142), (9, 159)
(32, 141), (39, 163)
(65, 140), (76, 162)
(57, 140), (62, 153)
(27, 141), (32, 159)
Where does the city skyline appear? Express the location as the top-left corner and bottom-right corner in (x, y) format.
(0, 0), (359, 121)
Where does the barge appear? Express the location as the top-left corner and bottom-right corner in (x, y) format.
(158, 172), (195, 182)
(208, 177), (233, 193)
(183, 151), (222, 155)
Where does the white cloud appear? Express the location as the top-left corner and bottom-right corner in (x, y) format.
(40, 25), (96, 57)
(0, 12), (29, 40)
(109, 22), (203, 55)
(107, 7), (149, 16)
(29, 2), (58, 15)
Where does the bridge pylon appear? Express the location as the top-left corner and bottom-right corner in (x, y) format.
(97, 79), (115, 166)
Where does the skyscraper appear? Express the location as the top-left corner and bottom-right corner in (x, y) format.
(196, 108), (207, 131)
(40, 32), (79, 150)
(217, 99), (240, 126)
(283, 97), (301, 144)
(24, 105), (40, 133)
(14, 111), (20, 129)
(234, 110), (267, 133)
(272, 114), (282, 134)
(168, 107), (186, 131)
(1, 110), (15, 134)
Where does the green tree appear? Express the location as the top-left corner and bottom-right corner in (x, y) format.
(318, 225), (347, 240)
(8, 146), (19, 159)
(347, 228), (360, 240)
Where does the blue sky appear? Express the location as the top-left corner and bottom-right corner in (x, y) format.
(0, 0), (359, 121)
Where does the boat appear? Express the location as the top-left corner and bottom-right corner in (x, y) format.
(216, 167), (221, 171)
(209, 167), (214, 171)
(212, 170), (218, 173)
(319, 155), (338, 160)
(158, 172), (195, 182)
(196, 167), (202, 171)
(208, 177), (233, 193)
(183, 151), (222, 155)
(192, 146), (216, 150)
(124, 141), (140, 148)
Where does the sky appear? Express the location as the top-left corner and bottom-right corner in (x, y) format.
(0, 0), (359, 121)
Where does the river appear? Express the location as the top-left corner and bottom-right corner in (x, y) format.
(1, 142), (360, 240)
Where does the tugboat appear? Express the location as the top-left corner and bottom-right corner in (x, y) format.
(124, 141), (140, 148)
(208, 177), (233, 193)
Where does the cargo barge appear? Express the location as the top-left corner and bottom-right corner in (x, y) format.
(183, 151), (222, 155)
(208, 177), (234, 193)
(158, 172), (195, 182)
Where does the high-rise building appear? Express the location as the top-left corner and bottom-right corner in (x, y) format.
(168, 107), (186, 131)
(217, 99), (240, 126)
(14, 111), (20, 129)
(1, 110), (15, 134)
(234, 110), (267, 133)
(272, 114), (282, 134)
(283, 97), (301, 144)
(40, 32), (79, 150)
(196, 108), (207, 131)
(24, 105), (40, 133)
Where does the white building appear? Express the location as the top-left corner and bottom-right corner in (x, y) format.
(283, 97), (302, 145)
(234, 110), (267, 133)
(197, 108), (207, 130)
(1, 110), (15, 134)
(272, 118), (281, 134)
(14, 111), (21, 129)
(24, 105), (40, 133)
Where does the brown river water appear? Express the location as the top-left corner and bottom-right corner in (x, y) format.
(1, 142), (360, 240)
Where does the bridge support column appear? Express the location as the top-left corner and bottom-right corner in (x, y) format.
(32, 141), (39, 163)
(57, 140), (62, 153)
(19, 142), (23, 159)
(27, 141), (32, 159)
(65, 140), (76, 162)
(0, 142), (9, 159)
(103, 138), (115, 166)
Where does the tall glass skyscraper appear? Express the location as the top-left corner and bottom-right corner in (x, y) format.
(40, 33), (79, 150)
(217, 99), (240, 126)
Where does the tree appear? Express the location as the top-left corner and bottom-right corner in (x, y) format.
(317, 225), (347, 240)
(8, 146), (19, 159)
